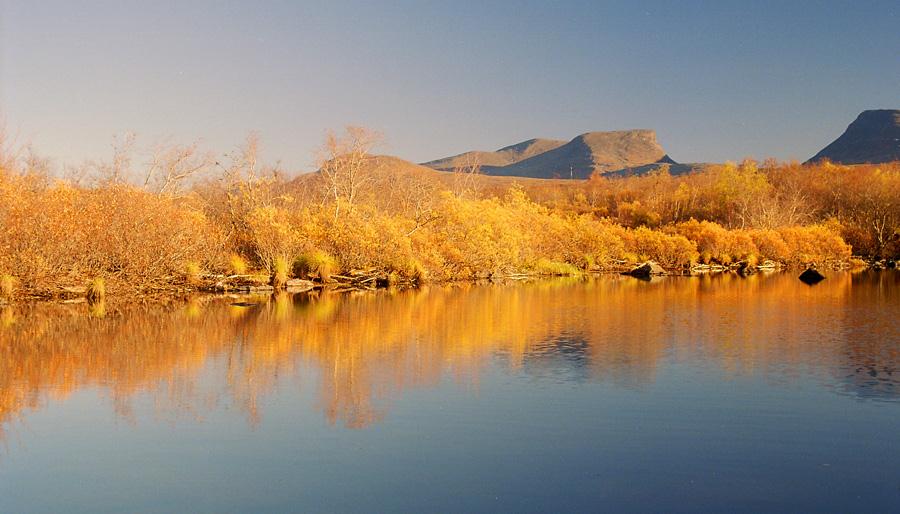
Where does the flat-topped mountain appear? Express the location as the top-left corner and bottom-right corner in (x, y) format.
(423, 129), (678, 179)
(808, 109), (900, 164)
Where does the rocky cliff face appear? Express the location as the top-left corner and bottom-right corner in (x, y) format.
(808, 109), (900, 164)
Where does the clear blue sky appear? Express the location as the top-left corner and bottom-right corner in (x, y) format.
(1, 0), (897, 170)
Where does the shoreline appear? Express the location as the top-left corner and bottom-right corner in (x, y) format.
(1, 260), (888, 309)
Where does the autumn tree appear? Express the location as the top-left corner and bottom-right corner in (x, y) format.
(144, 141), (214, 197)
(451, 153), (482, 199)
(317, 126), (383, 219)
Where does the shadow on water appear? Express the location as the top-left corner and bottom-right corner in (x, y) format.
(1, 270), (898, 436)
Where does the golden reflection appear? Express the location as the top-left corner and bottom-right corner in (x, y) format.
(0, 272), (897, 437)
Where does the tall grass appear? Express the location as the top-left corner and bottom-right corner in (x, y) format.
(0, 275), (15, 299)
(533, 259), (582, 276)
(87, 278), (106, 302)
(186, 262), (202, 285)
(272, 257), (290, 288)
(229, 254), (248, 275)
(294, 251), (339, 282)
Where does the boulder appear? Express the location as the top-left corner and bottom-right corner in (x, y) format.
(628, 261), (667, 278)
(736, 260), (756, 276)
(689, 264), (711, 275)
(799, 268), (825, 285)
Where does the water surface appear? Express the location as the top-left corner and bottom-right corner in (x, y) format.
(1, 271), (899, 512)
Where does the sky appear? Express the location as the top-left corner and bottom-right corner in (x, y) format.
(1, 0), (898, 172)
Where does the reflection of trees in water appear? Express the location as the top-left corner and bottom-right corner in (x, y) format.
(0, 271), (898, 437)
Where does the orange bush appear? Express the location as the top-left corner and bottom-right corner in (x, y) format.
(0, 173), (223, 295)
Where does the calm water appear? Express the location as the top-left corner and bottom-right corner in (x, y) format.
(1, 271), (899, 513)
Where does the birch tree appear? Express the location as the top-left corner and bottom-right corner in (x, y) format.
(317, 126), (382, 219)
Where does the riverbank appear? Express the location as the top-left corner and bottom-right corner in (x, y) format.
(0, 184), (858, 303)
(3, 134), (897, 304)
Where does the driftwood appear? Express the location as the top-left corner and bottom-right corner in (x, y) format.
(316, 269), (422, 292)
(206, 268), (420, 296)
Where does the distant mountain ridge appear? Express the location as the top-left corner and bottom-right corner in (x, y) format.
(423, 129), (683, 179)
(808, 109), (900, 164)
(423, 138), (567, 171)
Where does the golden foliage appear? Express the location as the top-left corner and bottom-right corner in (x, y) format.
(0, 171), (223, 296)
(1, 129), (893, 299)
(666, 219), (850, 266)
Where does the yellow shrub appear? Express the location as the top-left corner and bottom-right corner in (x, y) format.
(244, 206), (308, 272)
(0, 177), (223, 295)
(625, 227), (698, 267)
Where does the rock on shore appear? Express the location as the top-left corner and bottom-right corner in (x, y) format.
(799, 268), (826, 285)
(628, 261), (667, 278)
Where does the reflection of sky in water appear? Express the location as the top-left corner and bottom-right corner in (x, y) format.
(835, 363), (898, 402)
(0, 271), (899, 512)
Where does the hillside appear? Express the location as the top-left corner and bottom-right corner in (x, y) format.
(423, 130), (678, 179)
(808, 109), (900, 164)
(289, 154), (576, 195)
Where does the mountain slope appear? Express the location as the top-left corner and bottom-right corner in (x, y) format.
(422, 138), (566, 171)
(424, 130), (675, 179)
(808, 109), (900, 164)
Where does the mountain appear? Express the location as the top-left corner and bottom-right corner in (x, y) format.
(808, 109), (900, 164)
(422, 138), (567, 171)
(423, 130), (677, 179)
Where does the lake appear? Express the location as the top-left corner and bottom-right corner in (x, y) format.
(1, 271), (898, 513)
